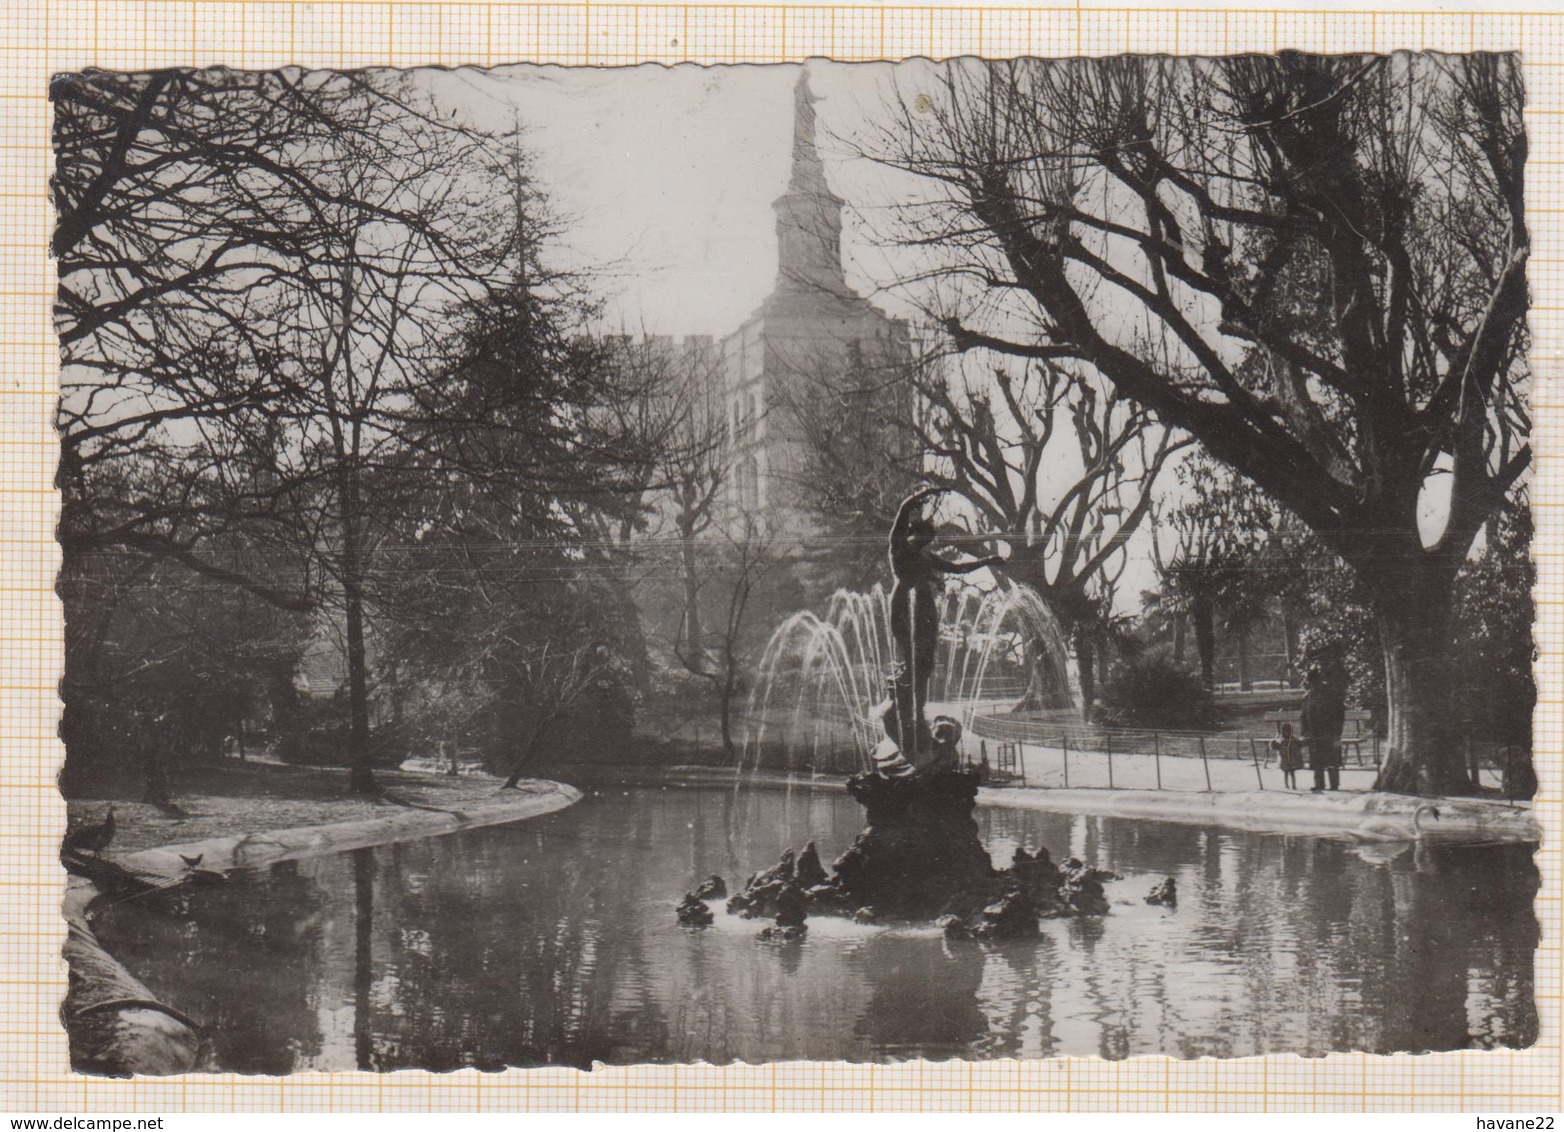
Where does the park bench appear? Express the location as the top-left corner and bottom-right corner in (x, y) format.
(974, 738), (1027, 786)
(1340, 710), (1379, 765)
(1259, 708), (1380, 766)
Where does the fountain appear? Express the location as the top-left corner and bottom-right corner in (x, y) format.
(679, 489), (1117, 940)
(941, 582), (1082, 717)
(740, 577), (1080, 778)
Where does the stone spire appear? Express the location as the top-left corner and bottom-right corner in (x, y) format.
(772, 67), (849, 296)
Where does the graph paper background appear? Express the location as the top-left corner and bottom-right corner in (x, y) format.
(1, 0), (1560, 1113)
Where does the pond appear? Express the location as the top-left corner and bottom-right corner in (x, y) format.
(92, 785), (1539, 1071)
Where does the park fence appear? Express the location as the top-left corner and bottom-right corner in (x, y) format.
(651, 704), (1507, 792)
(961, 709), (1386, 792)
(960, 710), (1520, 793)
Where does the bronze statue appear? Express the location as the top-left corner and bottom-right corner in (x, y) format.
(885, 487), (1005, 766)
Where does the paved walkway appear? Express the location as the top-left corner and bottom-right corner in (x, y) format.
(968, 738), (1504, 794)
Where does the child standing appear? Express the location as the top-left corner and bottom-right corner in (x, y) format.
(1271, 721), (1304, 790)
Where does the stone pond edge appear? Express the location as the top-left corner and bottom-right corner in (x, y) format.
(62, 779), (583, 1078)
(568, 764), (1540, 843)
(973, 784), (1540, 842)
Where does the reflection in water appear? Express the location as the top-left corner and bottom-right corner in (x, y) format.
(93, 787), (1539, 1070)
(353, 847), (373, 1072)
(852, 932), (987, 1057)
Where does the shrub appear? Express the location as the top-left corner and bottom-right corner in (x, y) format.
(1097, 647), (1216, 730)
(273, 690), (408, 768)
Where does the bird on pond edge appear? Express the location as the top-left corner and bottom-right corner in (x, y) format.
(63, 805), (115, 856)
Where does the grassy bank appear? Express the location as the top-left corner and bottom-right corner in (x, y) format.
(63, 759), (542, 854)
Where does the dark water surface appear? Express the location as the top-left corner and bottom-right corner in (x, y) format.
(93, 786), (1538, 1070)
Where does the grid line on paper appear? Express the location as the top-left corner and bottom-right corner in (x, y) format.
(1, 0), (1560, 1113)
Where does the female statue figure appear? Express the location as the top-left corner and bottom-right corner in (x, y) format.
(886, 487), (1006, 761)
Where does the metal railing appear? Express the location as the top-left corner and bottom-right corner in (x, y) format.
(962, 708), (1390, 792)
(966, 710), (1276, 757)
(654, 703), (1511, 792)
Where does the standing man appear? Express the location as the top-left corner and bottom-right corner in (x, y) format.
(1301, 662), (1347, 792)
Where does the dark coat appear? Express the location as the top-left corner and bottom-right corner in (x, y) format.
(1301, 673), (1347, 769)
(1272, 735), (1305, 773)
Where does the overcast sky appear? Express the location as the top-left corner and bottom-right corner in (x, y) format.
(422, 62), (1197, 618)
(435, 61), (915, 337)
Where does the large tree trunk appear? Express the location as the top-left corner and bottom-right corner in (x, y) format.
(502, 721), (549, 789)
(680, 529), (704, 659)
(339, 472), (376, 796)
(718, 654), (737, 756)
(140, 724), (173, 809)
(1236, 625), (1252, 692)
(343, 586), (375, 794)
(1074, 629), (1096, 719)
(1017, 634), (1066, 711)
(1171, 616), (1186, 663)
(1192, 593), (1216, 690)
(1281, 611), (1298, 687)
(1372, 578), (1474, 796)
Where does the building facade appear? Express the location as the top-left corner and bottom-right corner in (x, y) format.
(626, 68), (921, 689)
(712, 68), (914, 542)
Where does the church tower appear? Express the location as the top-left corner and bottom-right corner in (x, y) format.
(716, 64), (913, 541)
(771, 71), (851, 298)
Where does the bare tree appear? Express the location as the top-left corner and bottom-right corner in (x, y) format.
(232, 83), (518, 793)
(907, 356), (1187, 709)
(867, 53), (1528, 794)
(54, 69), (545, 794)
(667, 403), (731, 664)
(767, 340), (923, 589)
(53, 68), (498, 607)
(498, 640), (617, 789)
(601, 337), (730, 663)
(674, 514), (785, 756)
(1148, 458), (1275, 690)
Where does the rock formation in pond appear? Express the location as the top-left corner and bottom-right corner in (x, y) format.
(727, 849), (799, 919)
(1145, 877), (1177, 907)
(830, 766), (997, 918)
(938, 884), (1040, 940)
(717, 804), (1123, 936)
(795, 842), (827, 888)
(759, 881), (809, 941)
(1010, 844), (1063, 899)
(1059, 857), (1117, 917)
(675, 892), (714, 927)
